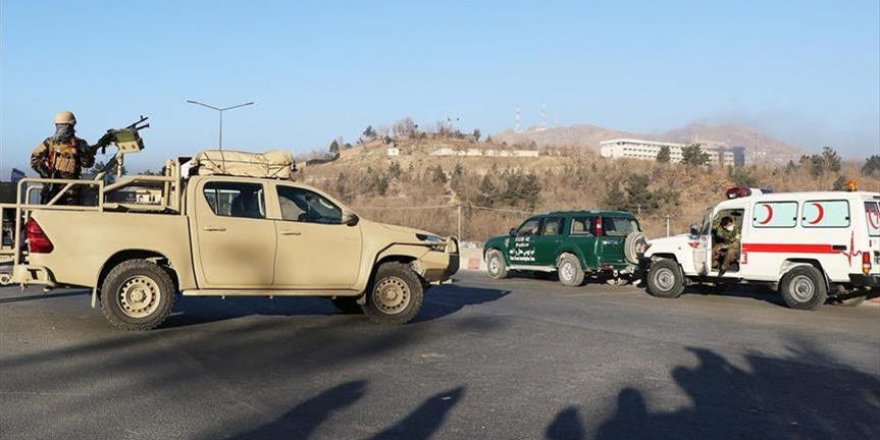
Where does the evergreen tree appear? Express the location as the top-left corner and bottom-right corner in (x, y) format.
(656, 145), (671, 163)
(431, 165), (447, 183)
(862, 155), (880, 177)
(680, 144), (710, 166)
(329, 139), (340, 155)
(476, 174), (497, 207)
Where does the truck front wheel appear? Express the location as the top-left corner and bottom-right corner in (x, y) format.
(486, 249), (508, 279)
(780, 265), (827, 310)
(363, 262), (424, 325)
(646, 259), (685, 298)
(101, 260), (176, 331)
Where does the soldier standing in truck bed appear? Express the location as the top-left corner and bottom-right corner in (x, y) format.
(30, 111), (108, 205)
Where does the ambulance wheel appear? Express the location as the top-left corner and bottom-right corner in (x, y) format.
(101, 259), (176, 331)
(780, 266), (828, 310)
(646, 259), (684, 298)
(486, 249), (508, 279)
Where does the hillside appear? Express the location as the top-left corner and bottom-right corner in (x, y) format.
(300, 135), (878, 242)
(492, 122), (808, 164)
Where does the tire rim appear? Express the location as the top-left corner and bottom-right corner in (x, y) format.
(119, 275), (161, 319)
(374, 276), (411, 315)
(560, 261), (576, 282)
(489, 255), (501, 275)
(789, 275), (815, 302)
(654, 268), (675, 291)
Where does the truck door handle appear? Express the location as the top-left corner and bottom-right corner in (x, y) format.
(202, 226), (227, 232)
(280, 230), (302, 236)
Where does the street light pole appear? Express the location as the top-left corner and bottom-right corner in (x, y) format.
(186, 99), (254, 150)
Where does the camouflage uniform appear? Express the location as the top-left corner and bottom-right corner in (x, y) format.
(30, 136), (96, 205)
(712, 226), (741, 273)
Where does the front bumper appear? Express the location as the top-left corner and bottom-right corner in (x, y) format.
(416, 238), (460, 283)
(850, 274), (880, 288)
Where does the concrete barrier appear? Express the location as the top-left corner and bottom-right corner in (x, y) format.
(459, 244), (486, 272)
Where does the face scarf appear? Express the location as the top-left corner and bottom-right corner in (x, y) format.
(54, 124), (75, 143)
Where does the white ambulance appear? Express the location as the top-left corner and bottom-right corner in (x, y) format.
(644, 187), (880, 309)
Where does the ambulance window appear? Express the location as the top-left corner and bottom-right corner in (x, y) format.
(801, 200), (850, 228)
(752, 201), (798, 228)
(865, 202), (880, 237)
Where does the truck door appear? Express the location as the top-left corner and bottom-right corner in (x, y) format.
(570, 216), (598, 269)
(596, 216), (635, 267)
(532, 216), (564, 266)
(194, 180), (276, 287)
(693, 209), (713, 275)
(508, 217), (541, 265)
(271, 185), (362, 288)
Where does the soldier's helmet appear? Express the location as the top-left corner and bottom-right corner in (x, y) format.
(54, 110), (76, 125)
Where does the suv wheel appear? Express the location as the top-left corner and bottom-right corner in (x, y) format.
(780, 265), (828, 310)
(486, 249), (508, 279)
(646, 259), (685, 298)
(557, 253), (585, 287)
(364, 262), (424, 325)
(101, 259), (176, 331)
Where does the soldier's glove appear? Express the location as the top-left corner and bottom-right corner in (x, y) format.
(95, 132), (114, 154)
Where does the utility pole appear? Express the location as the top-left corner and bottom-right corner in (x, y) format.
(186, 100), (254, 150)
(457, 204), (463, 244)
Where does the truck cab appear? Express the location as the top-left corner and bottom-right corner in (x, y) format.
(644, 187), (880, 309)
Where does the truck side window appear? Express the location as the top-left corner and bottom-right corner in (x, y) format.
(571, 217), (594, 236)
(203, 182), (265, 219)
(540, 217), (563, 236)
(517, 218), (541, 236)
(277, 186), (343, 224)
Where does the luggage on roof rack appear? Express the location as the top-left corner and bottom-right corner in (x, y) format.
(192, 150), (295, 179)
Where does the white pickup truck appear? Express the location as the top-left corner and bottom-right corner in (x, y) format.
(644, 187), (879, 309)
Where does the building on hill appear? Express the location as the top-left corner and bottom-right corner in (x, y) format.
(599, 138), (746, 166)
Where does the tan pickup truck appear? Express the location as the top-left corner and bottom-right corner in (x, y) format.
(0, 151), (458, 330)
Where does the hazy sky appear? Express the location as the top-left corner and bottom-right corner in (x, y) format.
(1, 0), (878, 174)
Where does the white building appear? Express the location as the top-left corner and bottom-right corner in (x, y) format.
(599, 138), (745, 167)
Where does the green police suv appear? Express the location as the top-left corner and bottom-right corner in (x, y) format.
(483, 211), (647, 286)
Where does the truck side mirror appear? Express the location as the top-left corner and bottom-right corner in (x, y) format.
(343, 212), (359, 227)
(509, 228), (517, 236)
(689, 224), (699, 237)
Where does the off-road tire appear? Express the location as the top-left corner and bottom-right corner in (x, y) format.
(330, 297), (364, 314)
(363, 262), (424, 325)
(486, 249), (508, 279)
(101, 259), (176, 331)
(646, 258), (685, 298)
(780, 265), (828, 310)
(557, 253), (585, 287)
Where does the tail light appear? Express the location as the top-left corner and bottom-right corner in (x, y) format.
(595, 217), (603, 236)
(26, 218), (54, 254)
(863, 252), (872, 275)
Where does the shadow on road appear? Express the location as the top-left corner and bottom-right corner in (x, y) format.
(547, 341), (880, 439)
(0, 289), (88, 305)
(417, 284), (509, 322)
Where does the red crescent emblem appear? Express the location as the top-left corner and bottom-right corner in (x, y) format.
(758, 204), (774, 225)
(808, 203), (825, 225)
(869, 210), (880, 230)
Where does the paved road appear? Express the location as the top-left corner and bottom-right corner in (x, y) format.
(1, 272), (878, 440)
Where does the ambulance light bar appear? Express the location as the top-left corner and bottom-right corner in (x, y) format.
(725, 187), (773, 199)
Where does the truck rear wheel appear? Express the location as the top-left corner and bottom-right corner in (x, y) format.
(363, 262), (423, 325)
(646, 259), (685, 298)
(101, 260), (175, 331)
(557, 253), (585, 287)
(486, 249), (508, 279)
(780, 265), (828, 310)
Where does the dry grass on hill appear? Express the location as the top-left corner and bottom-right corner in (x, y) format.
(299, 139), (879, 242)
